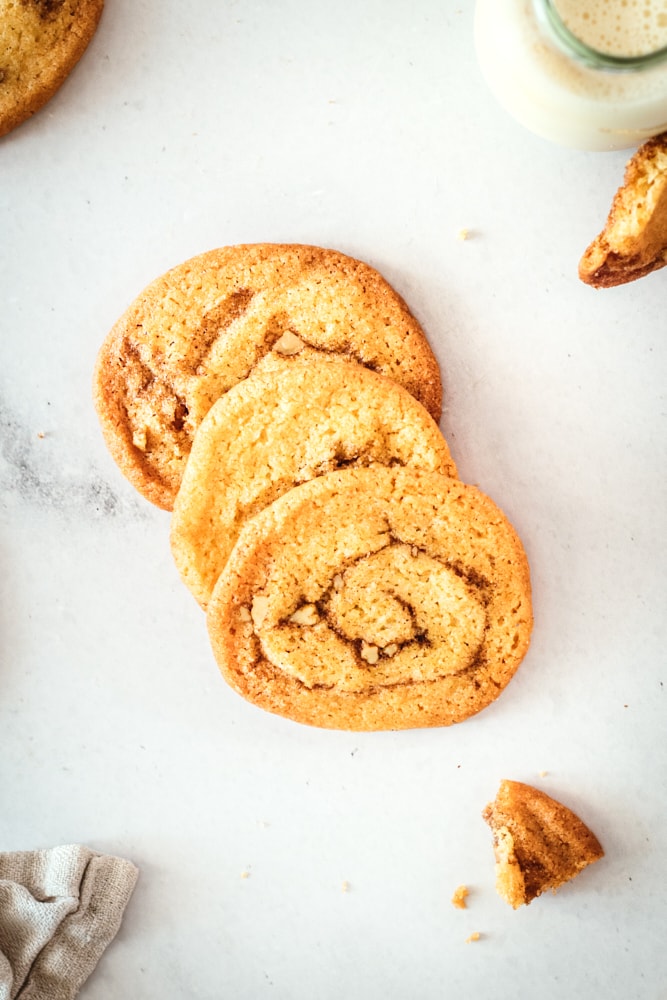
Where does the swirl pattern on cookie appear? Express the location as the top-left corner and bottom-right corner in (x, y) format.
(93, 244), (443, 510)
(0, 0), (105, 138)
(170, 354), (457, 609)
(206, 467), (533, 731)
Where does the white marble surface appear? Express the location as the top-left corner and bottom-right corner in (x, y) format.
(1, 2), (666, 998)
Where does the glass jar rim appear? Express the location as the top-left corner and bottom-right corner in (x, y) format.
(535, 0), (667, 71)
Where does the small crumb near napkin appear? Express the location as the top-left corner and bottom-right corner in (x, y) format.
(0, 844), (138, 1000)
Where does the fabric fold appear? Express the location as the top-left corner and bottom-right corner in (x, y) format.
(0, 845), (138, 1000)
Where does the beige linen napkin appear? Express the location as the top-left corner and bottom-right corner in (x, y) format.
(0, 844), (138, 1000)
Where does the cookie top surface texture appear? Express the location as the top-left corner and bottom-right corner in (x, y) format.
(0, 0), (104, 138)
(206, 467), (533, 731)
(579, 131), (667, 288)
(93, 244), (443, 510)
(483, 779), (604, 908)
(170, 354), (458, 609)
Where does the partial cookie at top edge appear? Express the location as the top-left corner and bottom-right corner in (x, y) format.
(170, 353), (458, 609)
(93, 244), (443, 510)
(0, 0), (105, 138)
(206, 466), (533, 731)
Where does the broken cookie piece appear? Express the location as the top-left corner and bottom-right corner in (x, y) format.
(579, 132), (667, 288)
(483, 780), (604, 908)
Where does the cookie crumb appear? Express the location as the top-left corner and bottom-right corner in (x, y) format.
(457, 228), (470, 241)
(465, 931), (481, 943)
(538, 770), (548, 778)
(451, 885), (469, 909)
(341, 880), (350, 893)
(240, 870), (250, 879)
(36, 431), (45, 439)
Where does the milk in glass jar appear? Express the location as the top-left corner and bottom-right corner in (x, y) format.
(474, 0), (667, 150)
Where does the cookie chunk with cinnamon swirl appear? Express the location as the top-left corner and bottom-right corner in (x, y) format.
(483, 780), (604, 908)
(579, 132), (667, 287)
(206, 467), (533, 730)
(170, 353), (457, 610)
(93, 244), (442, 510)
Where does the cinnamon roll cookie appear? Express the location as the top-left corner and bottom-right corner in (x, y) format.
(93, 244), (443, 510)
(206, 467), (533, 731)
(170, 354), (457, 609)
(0, 0), (105, 138)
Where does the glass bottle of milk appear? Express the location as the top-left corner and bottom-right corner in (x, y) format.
(474, 0), (667, 150)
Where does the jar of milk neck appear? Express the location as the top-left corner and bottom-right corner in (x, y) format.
(474, 0), (667, 150)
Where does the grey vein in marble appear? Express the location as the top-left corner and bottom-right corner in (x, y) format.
(0, 394), (149, 520)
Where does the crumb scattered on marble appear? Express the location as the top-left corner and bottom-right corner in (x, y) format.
(36, 431), (45, 439)
(539, 770), (548, 778)
(457, 227), (471, 241)
(240, 870), (250, 879)
(341, 880), (350, 893)
(451, 885), (469, 909)
(465, 931), (481, 944)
